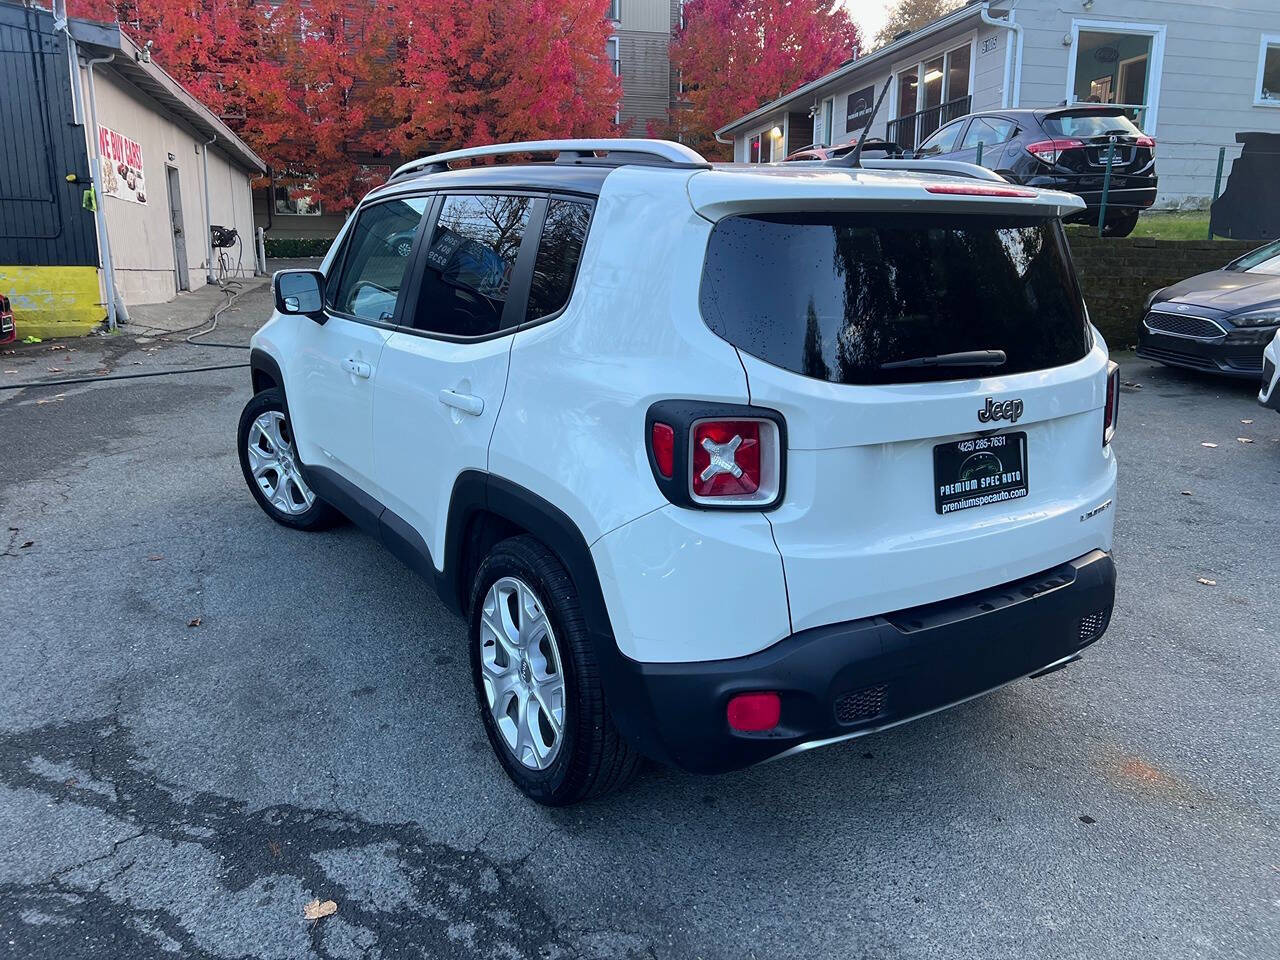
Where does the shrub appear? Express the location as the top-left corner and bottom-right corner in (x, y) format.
(264, 236), (335, 258)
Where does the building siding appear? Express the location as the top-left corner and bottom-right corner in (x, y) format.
(617, 29), (671, 135)
(1013, 0), (1280, 206)
(86, 67), (257, 304)
(0, 4), (97, 268)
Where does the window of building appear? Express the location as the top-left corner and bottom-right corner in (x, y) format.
(607, 36), (620, 124)
(273, 179), (322, 216)
(749, 133), (761, 163)
(328, 197), (429, 323)
(890, 41), (973, 150)
(822, 96), (834, 145)
(1257, 34), (1280, 105)
(410, 194), (533, 337)
(1066, 23), (1164, 131)
(526, 199), (592, 322)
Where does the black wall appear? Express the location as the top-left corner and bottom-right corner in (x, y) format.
(0, 2), (97, 267)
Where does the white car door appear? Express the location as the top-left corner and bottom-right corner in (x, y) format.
(288, 195), (429, 496)
(373, 192), (544, 567)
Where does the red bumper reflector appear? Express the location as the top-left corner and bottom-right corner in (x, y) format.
(727, 692), (781, 732)
(650, 422), (675, 478)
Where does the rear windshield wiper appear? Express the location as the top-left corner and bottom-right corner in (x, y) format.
(879, 349), (1007, 370)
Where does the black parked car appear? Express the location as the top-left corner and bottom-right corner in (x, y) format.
(912, 105), (1157, 237)
(1137, 239), (1280, 379)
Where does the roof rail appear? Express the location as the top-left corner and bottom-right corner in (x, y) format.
(856, 158), (1008, 182)
(389, 138), (709, 182)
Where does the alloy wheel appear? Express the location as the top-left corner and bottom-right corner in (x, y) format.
(245, 410), (315, 515)
(479, 576), (566, 770)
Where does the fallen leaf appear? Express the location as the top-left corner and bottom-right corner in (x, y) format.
(1180, 490), (1193, 496)
(268, 840), (281, 858)
(1237, 437), (1254, 444)
(4, 370), (15, 374)
(49, 345), (67, 351)
(147, 554), (163, 561)
(1196, 578), (1216, 586)
(1079, 815), (1096, 825)
(1201, 442), (1218, 448)
(20, 540), (33, 549)
(1241, 419), (1253, 424)
(46, 367), (62, 373)
(187, 617), (202, 628)
(1121, 381), (1142, 388)
(35, 396), (63, 404)
(303, 899), (337, 921)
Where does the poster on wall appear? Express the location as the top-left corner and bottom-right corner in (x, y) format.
(845, 85), (877, 131)
(97, 124), (148, 204)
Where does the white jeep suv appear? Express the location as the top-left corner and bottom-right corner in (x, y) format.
(239, 139), (1119, 805)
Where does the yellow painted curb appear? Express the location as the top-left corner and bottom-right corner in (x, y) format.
(0, 265), (104, 340)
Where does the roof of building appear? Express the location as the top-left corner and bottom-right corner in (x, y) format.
(715, 0), (997, 139)
(67, 15), (266, 175)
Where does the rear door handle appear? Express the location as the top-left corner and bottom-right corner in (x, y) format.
(342, 357), (372, 379)
(438, 389), (484, 416)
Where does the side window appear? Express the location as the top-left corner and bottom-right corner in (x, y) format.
(916, 120), (965, 157)
(411, 194), (533, 337)
(525, 199), (591, 322)
(328, 197), (428, 322)
(961, 116), (1016, 150)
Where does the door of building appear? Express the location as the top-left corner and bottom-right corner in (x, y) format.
(165, 166), (189, 292)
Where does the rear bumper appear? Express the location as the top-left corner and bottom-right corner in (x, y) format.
(606, 550), (1116, 774)
(0, 309), (14, 345)
(1137, 327), (1267, 379)
(1022, 175), (1157, 216)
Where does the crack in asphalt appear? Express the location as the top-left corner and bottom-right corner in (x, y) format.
(0, 718), (597, 959)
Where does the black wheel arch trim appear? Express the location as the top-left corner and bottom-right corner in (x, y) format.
(249, 348), (285, 397)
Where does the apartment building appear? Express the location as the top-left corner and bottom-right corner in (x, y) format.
(608, 0), (682, 135)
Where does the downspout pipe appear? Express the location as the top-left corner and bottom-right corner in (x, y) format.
(201, 134), (216, 284)
(980, 2), (1024, 109)
(84, 51), (124, 331)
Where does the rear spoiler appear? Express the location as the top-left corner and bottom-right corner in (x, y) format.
(858, 158), (1006, 182)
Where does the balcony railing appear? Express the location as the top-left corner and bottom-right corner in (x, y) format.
(887, 95), (971, 150)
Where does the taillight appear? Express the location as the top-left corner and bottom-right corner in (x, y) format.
(1026, 138), (1085, 164)
(1104, 361), (1119, 446)
(727, 692), (780, 733)
(645, 403), (786, 510)
(1135, 135), (1155, 154)
(924, 183), (1037, 198)
(650, 422), (675, 479)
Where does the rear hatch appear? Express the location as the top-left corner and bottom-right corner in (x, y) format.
(1036, 108), (1155, 180)
(691, 170), (1116, 631)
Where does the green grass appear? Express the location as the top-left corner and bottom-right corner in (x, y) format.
(1067, 211), (1213, 241)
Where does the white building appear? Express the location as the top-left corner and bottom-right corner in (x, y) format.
(717, 0), (1280, 208)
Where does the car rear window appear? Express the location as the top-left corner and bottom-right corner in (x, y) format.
(1041, 111), (1143, 138)
(698, 212), (1090, 385)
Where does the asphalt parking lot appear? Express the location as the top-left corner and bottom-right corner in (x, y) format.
(1, 283), (1277, 959)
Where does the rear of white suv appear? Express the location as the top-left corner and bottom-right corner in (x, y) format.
(240, 142), (1117, 804)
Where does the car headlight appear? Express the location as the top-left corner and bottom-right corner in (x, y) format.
(1230, 308), (1280, 327)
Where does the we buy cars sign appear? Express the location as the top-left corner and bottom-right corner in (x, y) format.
(97, 124), (148, 204)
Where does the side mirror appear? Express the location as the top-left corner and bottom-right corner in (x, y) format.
(273, 269), (326, 324)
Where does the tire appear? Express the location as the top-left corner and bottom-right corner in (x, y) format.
(237, 388), (338, 531)
(1102, 211), (1139, 238)
(469, 535), (641, 805)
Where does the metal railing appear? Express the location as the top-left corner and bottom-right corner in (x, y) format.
(887, 95), (971, 151)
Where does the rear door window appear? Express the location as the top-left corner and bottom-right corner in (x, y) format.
(525, 199), (592, 322)
(961, 116), (1016, 149)
(699, 212), (1090, 385)
(410, 194), (533, 337)
(916, 119), (965, 157)
(328, 197), (429, 323)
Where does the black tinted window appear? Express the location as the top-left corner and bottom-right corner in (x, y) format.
(917, 120), (964, 156)
(1042, 111), (1142, 138)
(411, 194), (532, 337)
(526, 199), (591, 321)
(699, 213), (1089, 385)
(329, 197), (428, 322)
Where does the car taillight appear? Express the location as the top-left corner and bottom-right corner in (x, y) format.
(727, 692), (780, 732)
(645, 403), (786, 510)
(1026, 138), (1085, 164)
(650, 422), (675, 479)
(1104, 361), (1119, 446)
(1135, 135), (1155, 154)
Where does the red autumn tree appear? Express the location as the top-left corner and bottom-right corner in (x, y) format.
(386, 0), (621, 162)
(666, 0), (861, 159)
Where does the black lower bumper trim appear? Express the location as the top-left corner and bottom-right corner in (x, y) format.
(1137, 333), (1265, 379)
(606, 550), (1116, 774)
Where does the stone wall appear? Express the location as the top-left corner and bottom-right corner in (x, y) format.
(1067, 236), (1257, 348)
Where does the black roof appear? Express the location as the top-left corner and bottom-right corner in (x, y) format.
(368, 163), (614, 203)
